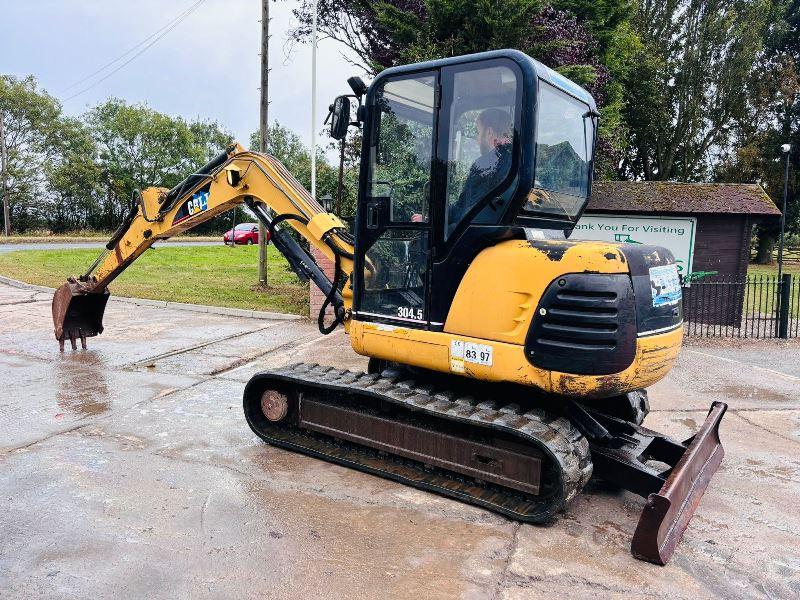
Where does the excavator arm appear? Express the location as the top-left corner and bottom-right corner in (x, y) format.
(52, 143), (355, 350)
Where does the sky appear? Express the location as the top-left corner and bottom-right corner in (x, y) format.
(0, 0), (363, 153)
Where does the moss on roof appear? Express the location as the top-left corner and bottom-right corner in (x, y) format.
(589, 181), (780, 216)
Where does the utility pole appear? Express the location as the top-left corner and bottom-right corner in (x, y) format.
(777, 143), (791, 282)
(0, 112), (10, 237)
(776, 143), (791, 339)
(257, 0), (270, 285)
(310, 0), (318, 200)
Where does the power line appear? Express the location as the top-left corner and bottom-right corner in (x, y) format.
(62, 0), (209, 103)
(61, 0), (206, 94)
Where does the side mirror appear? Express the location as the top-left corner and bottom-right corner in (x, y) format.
(329, 96), (351, 140)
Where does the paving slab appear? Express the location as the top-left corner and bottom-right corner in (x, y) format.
(0, 281), (798, 599)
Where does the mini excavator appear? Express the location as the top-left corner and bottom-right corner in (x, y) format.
(52, 50), (726, 565)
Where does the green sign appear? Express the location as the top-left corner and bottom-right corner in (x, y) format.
(572, 214), (697, 275)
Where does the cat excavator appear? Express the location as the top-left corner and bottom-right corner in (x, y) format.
(51, 50), (726, 565)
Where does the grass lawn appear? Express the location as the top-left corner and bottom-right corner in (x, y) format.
(0, 245), (308, 315)
(741, 262), (800, 319)
(747, 262), (800, 276)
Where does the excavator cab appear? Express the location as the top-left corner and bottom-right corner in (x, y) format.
(345, 50), (599, 328)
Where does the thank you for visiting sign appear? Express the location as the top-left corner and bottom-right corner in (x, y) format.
(571, 214), (697, 275)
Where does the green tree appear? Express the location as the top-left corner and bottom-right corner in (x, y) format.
(85, 98), (232, 229)
(715, 0), (799, 262)
(379, 0), (542, 65)
(43, 117), (104, 233)
(292, 0), (629, 177)
(550, 0), (632, 58)
(249, 122), (353, 216)
(616, 0), (773, 181)
(0, 75), (63, 232)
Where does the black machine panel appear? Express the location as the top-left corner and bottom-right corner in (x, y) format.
(621, 245), (683, 335)
(525, 273), (637, 375)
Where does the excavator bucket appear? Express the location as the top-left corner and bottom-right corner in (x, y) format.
(630, 401), (727, 564)
(52, 279), (110, 350)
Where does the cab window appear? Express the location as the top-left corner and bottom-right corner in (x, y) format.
(442, 63), (519, 237)
(523, 82), (594, 221)
(368, 73), (436, 223)
(360, 72), (436, 323)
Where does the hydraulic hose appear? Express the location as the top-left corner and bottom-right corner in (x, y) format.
(266, 211), (347, 334)
(318, 247), (345, 334)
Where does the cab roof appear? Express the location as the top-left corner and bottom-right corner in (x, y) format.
(370, 49), (596, 110)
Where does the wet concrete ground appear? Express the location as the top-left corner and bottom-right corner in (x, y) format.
(1, 281), (798, 599)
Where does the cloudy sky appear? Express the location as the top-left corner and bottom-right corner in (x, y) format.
(0, 0), (362, 150)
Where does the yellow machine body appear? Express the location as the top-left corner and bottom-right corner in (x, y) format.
(350, 238), (682, 398)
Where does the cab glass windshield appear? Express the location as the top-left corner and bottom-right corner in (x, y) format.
(522, 82), (594, 221)
(442, 63), (519, 237)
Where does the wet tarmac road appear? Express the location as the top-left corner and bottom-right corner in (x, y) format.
(0, 281), (798, 599)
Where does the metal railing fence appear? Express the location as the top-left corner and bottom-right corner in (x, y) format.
(682, 274), (798, 339)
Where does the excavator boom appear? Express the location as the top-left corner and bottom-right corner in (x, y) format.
(52, 143), (355, 349)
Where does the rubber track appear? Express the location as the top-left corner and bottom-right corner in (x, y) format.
(243, 363), (593, 522)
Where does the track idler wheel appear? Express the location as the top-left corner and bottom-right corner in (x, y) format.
(260, 390), (290, 422)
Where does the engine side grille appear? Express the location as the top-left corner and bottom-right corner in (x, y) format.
(525, 274), (637, 375)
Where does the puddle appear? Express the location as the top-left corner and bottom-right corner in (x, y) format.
(55, 353), (111, 418)
(715, 385), (794, 403)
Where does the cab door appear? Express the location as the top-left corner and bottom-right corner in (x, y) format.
(354, 71), (438, 327)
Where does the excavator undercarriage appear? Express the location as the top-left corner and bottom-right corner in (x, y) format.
(243, 362), (725, 565)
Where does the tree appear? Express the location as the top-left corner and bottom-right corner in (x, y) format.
(249, 121), (351, 215)
(616, 0), (773, 181)
(0, 75), (63, 232)
(291, 0), (625, 176)
(715, 0), (799, 262)
(550, 0), (632, 58)
(85, 99), (232, 230)
(291, 1), (613, 85)
(43, 117), (104, 233)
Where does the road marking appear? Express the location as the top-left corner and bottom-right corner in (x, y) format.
(685, 349), (800, 382)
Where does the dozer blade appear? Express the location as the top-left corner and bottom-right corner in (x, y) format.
(585, 401), (727, 565)
(52, 280), (110, 351)
(630, 401), (727, 565)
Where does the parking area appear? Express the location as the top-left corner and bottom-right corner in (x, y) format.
(1, 281), (798, 599)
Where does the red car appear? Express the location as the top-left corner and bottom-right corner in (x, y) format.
(223, 223), (266, 245)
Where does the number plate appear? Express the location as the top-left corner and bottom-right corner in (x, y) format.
(450, 339), (493, 372)
(464, 342), (493, 366)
